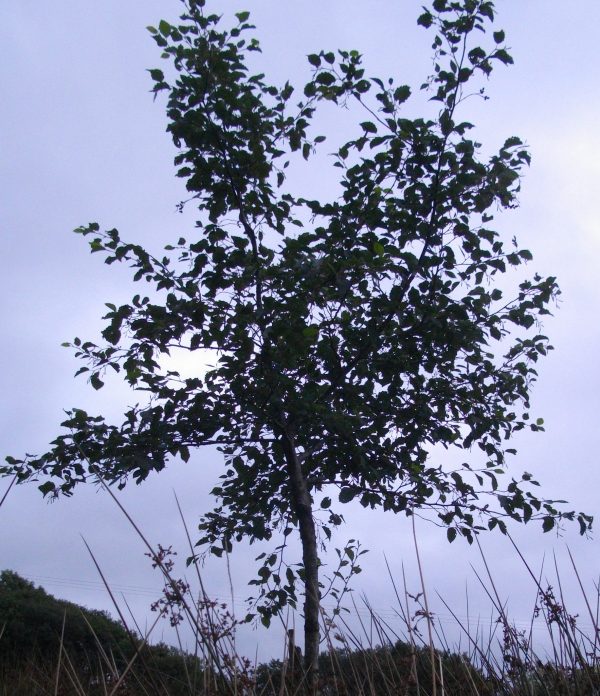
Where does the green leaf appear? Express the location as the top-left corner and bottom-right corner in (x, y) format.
(302, 325), (319, 340)
(316, 72), (335, 86)
(307, 54), (321, 67)
(417, 11), (433, 28)
(360, 121), (377, 134)
(440, 111), (454, 136)
(304, 82), (317, 97)
(495, 49), (514, 65)
(542, 516), (555, 532)
(158, 20), (171, 37)
(480, 2), (494, 20)
(579, 515), (590, 535)
(235, 11), (250, 22)
(38, 482), (56, 496)
(493, 30), (505, 44)
(320, 497), (332, 509)
(90, 373), (104, 390)
(393, 85), (411, 103)
(339, 488), (357, 504)
(490, 325), (501, 341)
(446, 527), (457, 543)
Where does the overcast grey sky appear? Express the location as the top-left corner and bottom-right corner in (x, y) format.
(1, 0), (599, 662)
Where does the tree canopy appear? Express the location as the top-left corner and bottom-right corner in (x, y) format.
(3, 0), (591, 688)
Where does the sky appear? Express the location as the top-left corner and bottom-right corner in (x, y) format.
(1, 0), (599, 665)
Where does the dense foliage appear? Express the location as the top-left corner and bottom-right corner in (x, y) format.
(255, 640), (493, 695)
(0, 570), (130, 664)
(0, 570), (201, 695)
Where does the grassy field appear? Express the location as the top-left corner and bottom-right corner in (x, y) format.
(2, 532), (599, 696)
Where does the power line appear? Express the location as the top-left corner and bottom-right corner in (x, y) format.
(18, 573), (597, 633)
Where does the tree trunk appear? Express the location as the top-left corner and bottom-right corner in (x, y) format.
(281, 432), (320, 695)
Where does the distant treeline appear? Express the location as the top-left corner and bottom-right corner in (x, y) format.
(0, 569), (201, 695)
(0, 569), (492, 695)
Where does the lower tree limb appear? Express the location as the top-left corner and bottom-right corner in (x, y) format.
(281, 432), (320, 694)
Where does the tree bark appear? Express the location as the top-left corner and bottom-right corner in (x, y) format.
(281, 431), (320, 695)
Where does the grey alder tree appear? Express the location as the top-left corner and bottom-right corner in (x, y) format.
(3, 0), (592, 690)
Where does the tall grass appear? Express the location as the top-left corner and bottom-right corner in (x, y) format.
(2, 478), (599, 694)
(3, 539), (599, 694)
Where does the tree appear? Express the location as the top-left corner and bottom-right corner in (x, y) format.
(3, 0), (591, 691)
(0, 570), (131, 665)
(255, 640), (493, 696)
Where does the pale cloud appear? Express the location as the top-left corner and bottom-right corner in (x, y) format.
(159, 346), (218, 382)
(532, 112), (600, 249)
